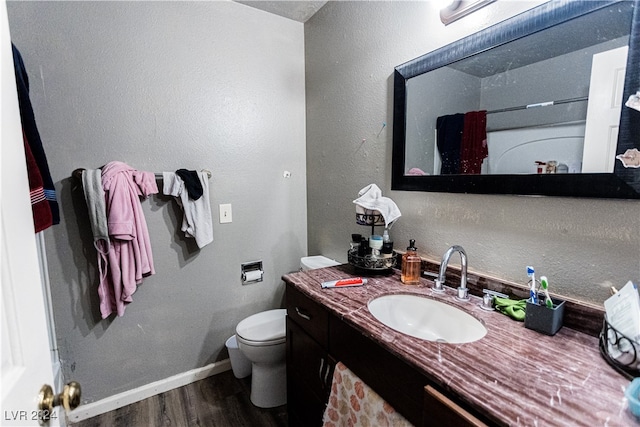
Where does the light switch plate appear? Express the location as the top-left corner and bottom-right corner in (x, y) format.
(219, 203), (232, 223)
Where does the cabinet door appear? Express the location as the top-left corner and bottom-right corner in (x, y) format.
(424, 385), (489, 427)
(287, 318), (334, 427)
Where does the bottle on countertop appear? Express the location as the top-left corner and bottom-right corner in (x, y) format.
(381, 228), (393, 258)
(350, 234), (362, 251)
(401, 239), (421, 285)
(358, 236), (369, 257)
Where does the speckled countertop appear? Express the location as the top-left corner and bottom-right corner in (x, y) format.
(282, 265), (637, 427)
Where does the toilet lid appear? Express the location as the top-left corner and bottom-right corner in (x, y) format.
(236, 309), (286, 343)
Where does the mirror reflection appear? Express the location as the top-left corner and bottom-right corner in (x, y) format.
(403, 2), (633, 177)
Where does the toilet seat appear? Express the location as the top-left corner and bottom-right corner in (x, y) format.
(237, 336), (285, 346)
(236, 309), (286, 346)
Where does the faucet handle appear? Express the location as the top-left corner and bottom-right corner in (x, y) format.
(482, 289), (509, 299)
(456, 287), (469, 301)
(432, 279), (446, 293)
(481, 293), (494, 310)
(480, 289), (509, 311)
(423, 271), (438, 279)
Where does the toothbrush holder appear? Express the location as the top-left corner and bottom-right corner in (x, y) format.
(524, 294), (565, 336)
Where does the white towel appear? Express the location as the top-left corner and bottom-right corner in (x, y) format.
(163, 171), (213, 249)
(353, 184), (401, 226)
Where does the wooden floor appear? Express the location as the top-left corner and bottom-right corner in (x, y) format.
(70, 370), (288, 427)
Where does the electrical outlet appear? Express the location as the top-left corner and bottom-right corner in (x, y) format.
(219, 204), (232, 223)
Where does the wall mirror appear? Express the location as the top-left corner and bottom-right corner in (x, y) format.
(392, 0), (640, 198)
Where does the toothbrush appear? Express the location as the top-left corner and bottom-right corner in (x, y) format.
(527, 266), (537, 304)
(540, 276), (554, 308)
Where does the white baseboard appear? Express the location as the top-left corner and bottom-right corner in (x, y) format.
(66, 359), (232, 423)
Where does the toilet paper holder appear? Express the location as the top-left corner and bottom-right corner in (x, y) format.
(241, 261), (264, 285)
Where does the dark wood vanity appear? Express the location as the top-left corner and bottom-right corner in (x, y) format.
(283, 265), (636, 426)
(286, 283), (334, 426)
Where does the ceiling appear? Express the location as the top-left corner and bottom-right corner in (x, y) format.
(233, 1), (328, 23)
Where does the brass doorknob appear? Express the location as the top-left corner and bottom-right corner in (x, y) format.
(37, 381), (81, 424)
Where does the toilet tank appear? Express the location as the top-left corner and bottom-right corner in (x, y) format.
(300, 256), (340, 271)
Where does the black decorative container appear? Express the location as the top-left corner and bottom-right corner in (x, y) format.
(347, 248), (396, 272)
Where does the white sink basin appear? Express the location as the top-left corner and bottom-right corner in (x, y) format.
(367, 294), (487, 344)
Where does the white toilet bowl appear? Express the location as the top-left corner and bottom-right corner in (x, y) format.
(236, 308), (287, 408)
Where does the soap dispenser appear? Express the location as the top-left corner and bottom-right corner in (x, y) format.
(401, 239), (421, 285)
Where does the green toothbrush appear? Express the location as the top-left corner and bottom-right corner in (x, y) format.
(540, 276), (553, 308)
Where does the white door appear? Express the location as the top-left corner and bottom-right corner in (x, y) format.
(582, 45), (628, 173)
(1, 2), (59, 425)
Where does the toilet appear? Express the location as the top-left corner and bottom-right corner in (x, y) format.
(235, 256), (339, 408)
(300, 255), (340, 271)
(236, 308), (287, 408)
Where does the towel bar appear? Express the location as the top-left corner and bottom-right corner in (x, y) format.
(72, 168), (212, 182)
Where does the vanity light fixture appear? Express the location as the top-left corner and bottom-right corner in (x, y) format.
(440, 0), (496, 25)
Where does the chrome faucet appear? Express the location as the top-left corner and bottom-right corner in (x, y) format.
(433, 245), (468, 300)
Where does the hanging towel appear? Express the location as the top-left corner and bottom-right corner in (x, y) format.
(353, 184), (401, 226)
(23, 133), (52, 232)
(175, 169), (203, 200)
(436, 113), (464, 175)
(323, 362), (413, 427)
(81, 169), (110, 251)
(12, 44), (59, 228)
(460, 111), (488, 174)
(163, 171), (213, 249)
(82, 169), (110, 285)
(100, 161), (157, 318)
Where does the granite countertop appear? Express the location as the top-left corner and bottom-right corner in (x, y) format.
(282, 265), (637, 426)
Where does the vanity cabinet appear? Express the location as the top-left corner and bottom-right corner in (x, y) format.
(286, 284), (334, 427)
(285, 282), (494, 427)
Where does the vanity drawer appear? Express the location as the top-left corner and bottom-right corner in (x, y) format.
(286, 284), (329, 346)
(424, 385), (490, 427)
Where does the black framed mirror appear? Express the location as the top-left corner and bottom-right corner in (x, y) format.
(392, 0), (640, 198)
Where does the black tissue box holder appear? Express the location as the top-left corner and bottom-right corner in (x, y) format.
(524, 295), (565, 336)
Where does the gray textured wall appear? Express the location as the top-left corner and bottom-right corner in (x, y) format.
(7, 1), (306, 403)
(305, 1), (639, 305)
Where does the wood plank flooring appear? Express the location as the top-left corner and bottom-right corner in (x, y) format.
(70, 370), (287, 427)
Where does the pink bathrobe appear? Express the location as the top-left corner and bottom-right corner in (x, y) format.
(99, 161), (158, 318)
